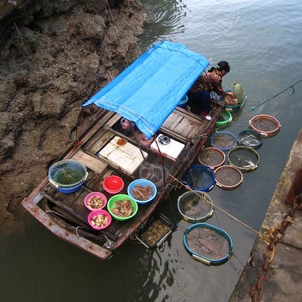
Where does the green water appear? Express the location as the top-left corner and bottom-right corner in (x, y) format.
(54, 168), (84, 185)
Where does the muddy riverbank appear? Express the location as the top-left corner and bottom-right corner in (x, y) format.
(0, 0), (147, 234)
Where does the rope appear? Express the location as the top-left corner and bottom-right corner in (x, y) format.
(251, 79), (302, 111)
(105, 0), (130, 66)
(168, 174), (261, 236)
(72, 108), (85, 148)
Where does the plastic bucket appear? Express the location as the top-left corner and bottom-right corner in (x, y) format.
(127, 178), (157, 204)
(103, 175), (124, 194)
(48, 159), (88, 192)
(215, 110), (232, 128)
(56, 181), (84, 194)
(107, 194), (138, 221)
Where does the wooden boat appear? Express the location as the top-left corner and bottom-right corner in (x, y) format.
(21, 41), (223, 260)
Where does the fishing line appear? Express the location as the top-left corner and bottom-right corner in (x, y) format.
(251, 79), (302, 111)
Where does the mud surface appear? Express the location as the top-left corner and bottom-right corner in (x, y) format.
(0, 0), (147, 234)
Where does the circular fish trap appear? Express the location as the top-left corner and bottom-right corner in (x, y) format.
(177, 191), (214, 223)
(211, 131), (237, 151)
(215, 110), (232, 128)
(182, 165), (216, 192)
(183, 223), (234, 265)
(197, 147), (226, 170)
(138, 162), (166, 188)
(237, 129), (263, 150)
(249, 114), (281, 137)
(214, 165), (243, 190)
(227, 146), (260, 172)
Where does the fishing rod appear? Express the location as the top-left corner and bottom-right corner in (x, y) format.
(251, 79), (302, 111)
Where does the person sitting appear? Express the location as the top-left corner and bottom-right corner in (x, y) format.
(187, 61), (232, 120)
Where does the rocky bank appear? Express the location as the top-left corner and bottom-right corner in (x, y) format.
(0, 0), (147, 234)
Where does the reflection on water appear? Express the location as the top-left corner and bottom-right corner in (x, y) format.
(129, 249), (176, 301)
(140, 0), (187, 48)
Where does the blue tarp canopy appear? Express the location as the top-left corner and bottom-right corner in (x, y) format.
(82, 41), (209, 138)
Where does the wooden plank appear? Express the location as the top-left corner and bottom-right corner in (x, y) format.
(161, 111), (203, 142)
(88, 131), (115, 154)
(72, 150), (107, 174)
(104, 113), (122, 128)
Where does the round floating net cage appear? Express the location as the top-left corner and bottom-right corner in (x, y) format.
(138, 162), (167, 188)
(214, 165), (243, 190)
(198, 147), (226, 170)
(249, 114), (281, 137)
(177, 191), (214, 223)
(211, 131), (237, 151)
(183, 223), (234, 265)
(237, 129), (263, 150)
(227, 146), (260, 172)
(182, 165), (216, 192)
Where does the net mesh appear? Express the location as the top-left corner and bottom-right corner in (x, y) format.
(215, 166), (242, 187)
(252, 118), (278, 132)
(178, 192), (213, 222)
(186, 227), (230, 260)
(184, 166), (215, 191)
(198, 148), (224, 168)
(212, 132), (236, 150)
(238, 132), (262, 148)
(138, 162), (166, 187)
(228, 147), (259, 170)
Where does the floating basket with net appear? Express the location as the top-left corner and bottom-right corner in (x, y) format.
(138, 162), (167, 188)
(249, 114), (281, 137)
(227, 146), (260, 172)
(177, 191), (214, 223)
(182, 165), (216, 192)
(214, 165), (243, 190)
(183, 223), (234, 265)
(211, 131), (237, 151)
(237, 129), (263, 150)
(198, 147), (226, 170)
